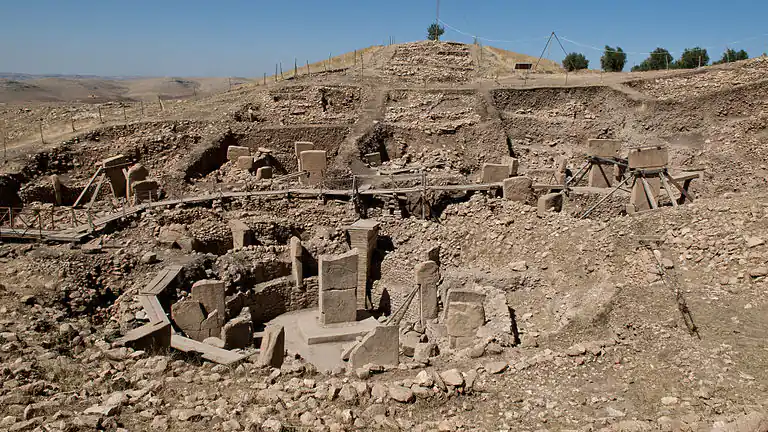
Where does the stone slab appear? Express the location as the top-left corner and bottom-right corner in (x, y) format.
(630, 177), (661, 211)
(237, 156), (254, 170)
(297, 312), (379, 345)
(171, 300), (205, 332)
(256, 166), (273, 180)
(299, 150), (327, 185)
(502, 176), (533, 202)
(191, 280), (226, 320)
(101, 154), (128, 168)
(222, 317), (252, 349)
(481, 163), (512, 183)
(628, 147), (668, 169)
(115, 321), (171, 352)
(348, 325), (399, 369)
(319, 289), (357, 325)
(170, 334), (245, 365)
(587, 139), (621, 157)
(415, 261), (439, 320)
(227, 146), (250, 162)
(258, 324), (285, 368)
(537, 192), (563, 216)
(294, 141), (315, 171)
(319, 250), (359, 291)
(445, 302), (485, 337)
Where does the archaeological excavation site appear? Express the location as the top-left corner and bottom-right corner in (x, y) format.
(1, 41), (768, 432)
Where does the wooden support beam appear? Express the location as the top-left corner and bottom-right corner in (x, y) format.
(659, 174), (679, 208)
(72, 166), (103, 208)
(640, 177), (658, 209)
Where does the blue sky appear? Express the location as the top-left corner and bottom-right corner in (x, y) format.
(1, 0), (766, 77)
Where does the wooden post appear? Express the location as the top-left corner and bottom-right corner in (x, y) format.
(39, 122), (44, 144)
(70, 112), (75, 132)
(228, 77), (232, 91)
(294, 58), (298, 77)
(98, 105), (103, 123)
(140, 100), (145, 117)
(157, 95), (164, 111)
(275, 64), (278, 82)
(280, 62), (283, 79)
(263, 73), (266, 85)
(306, 60), (310, 77)
(354, 50), (357, 65)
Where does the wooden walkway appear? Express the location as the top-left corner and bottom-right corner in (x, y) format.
(1, 182), (503, 242)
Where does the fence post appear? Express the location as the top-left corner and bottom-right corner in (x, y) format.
(70, 112), (76, 132)
(306, 60), (310, 77)
(157, 95), (164, 111)
(39, 122), (45, 144)
(294, 58), (298, 77)
(140, 100), (145, 117)
(98, 105), (103, 123)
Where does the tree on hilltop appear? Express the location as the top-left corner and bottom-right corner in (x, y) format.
(713, 48), (749, 65)
(677, 47), (709, 69)
(563, 52), (589, 71)
(631, 48), (673, 72)
(427, 23), (445, 41)
(601, 46), (627, 72)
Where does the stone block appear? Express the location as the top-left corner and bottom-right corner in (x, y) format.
(630, 177), (661, 211)
(425, 245), (440, 265)
(481, 163), (512, 183)
(127, 163), (149, 184)
(229, 219), (253, 249)
(258, 324), (285, 368)
(290, 236), (303, 288)
(299, 150), (327, 185)
(101, 154), (128, 168)
(237, 156), (254, 171)
(415, 261), (439, 320)
(319, 250), (359, 291)
(502, 176), (533, 202)
(537, 192), (563, 217)
(294, 141), (315, 171)
(588, 164), (614, 188)
(349, 325), (399, 369)
(365, 152), (382, 167)
(255, 166), (273, 180)
(347, 220), (380, 309)
(227, 146), (250, 162)
(628, 147), (668, 169)
(446, 289), (486, 305)
(554, 157), (567, 184)
(445, 302), (486, 337)
(50, 175), (63, 205)
(171, 300), (205, 332)
(587, 139), (621, 157)
(115, 321), (171, 352)
(192, 280), (226, 320)
(319, 289), (357, 325)
(221, 316), (252, 349)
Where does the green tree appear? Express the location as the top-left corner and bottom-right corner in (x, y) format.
(713, 48), (749, 64)
(631, 48), (673, 72)
(563, 52), (589, 71)
(427, 23), (445, 41)
(677, 47), (709, 69)
(601, 46), (627, 72)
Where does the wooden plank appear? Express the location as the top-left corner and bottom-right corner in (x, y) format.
(72, 167), (103, 208)
(141, 265), (183, 296)
(670, 172), (700, 182)
(659, 175), (679, 208)
(87, 175), (105, 209)
(666, 175), (696, 203)
(139, 295), (169, 324)
(171, 335), (245, 365)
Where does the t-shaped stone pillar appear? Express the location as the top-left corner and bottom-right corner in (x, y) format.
(587, 139), (622, 188)
(101, 154), (128, 198)
(347, 219), (380, 310)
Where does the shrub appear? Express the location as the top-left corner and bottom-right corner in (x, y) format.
(601, 46), (627, 72)
(563, 52), (589, 71)
(631, 48), (673, 72)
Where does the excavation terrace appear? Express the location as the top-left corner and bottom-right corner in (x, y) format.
(1, 42), (768, 431)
